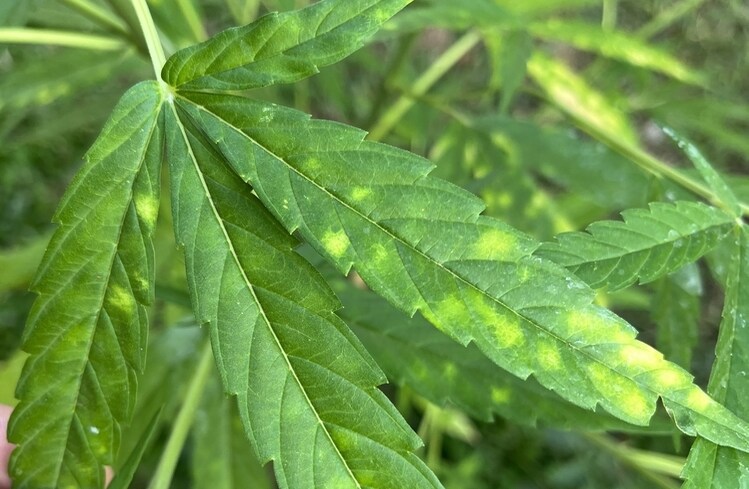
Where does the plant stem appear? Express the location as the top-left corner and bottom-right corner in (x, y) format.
(583, 433), (683, 488)
(147, 341), (213, 489)
(602, 0), (618, 30)
(59, 0), (131, 37)
(0, 28), (124, 50)
(174, 0), (207, 42)
(637, 0), (707, 39)
(368, 30), (482, 142)
(130, 0), (166, 78)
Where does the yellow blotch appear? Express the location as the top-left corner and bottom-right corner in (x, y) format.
(537, 340), (562, 370)
(494, 312), (524, 348)
(135, 194), (159, 229)
(350, 186), (372, 202)
(495, 192), (513, 209)
(108, 284), (135, 313)
(587, 363), (650, 421)
(321, 230), (350, 258)
(491, 386), (511, 404)
(620, 344), (662, 370)
(429, 295), (466, 328)
(473, 228), (516, 259)
(443, 362), (457, 381)
(686, 387), (713, 411)
(653, 369), (689, 390)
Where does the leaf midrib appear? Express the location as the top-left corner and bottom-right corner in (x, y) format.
(181, 96), (747, 436)
(167, 100), (361, 488)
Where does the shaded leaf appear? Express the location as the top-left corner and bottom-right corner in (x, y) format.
(536, 201), (734, 291)
(7, 81), (164, 489)
(173, 91), (749, 452)
(529, 20), (704, 85)
(652, 264), (701, 370)
(165, 101), (441, 489)
(162, 0), (410, 91)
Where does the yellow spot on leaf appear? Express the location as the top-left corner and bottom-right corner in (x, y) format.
(494, 312), (524, 348)
(538, 340), (562, 370)
(491, 387), (511, 404)
(473, 228), (516, 259)
(653, 369), (689, 390)
(350, 187), (372, 201)
(620, 344), (662, 370)
(321, 230), (350, 258)
(686, 387), (713, 411)
(587, 363), (650, 422)
(108, 284), (135, 313)
(135, 194), (159, 228)
(444, 362), (457, 380)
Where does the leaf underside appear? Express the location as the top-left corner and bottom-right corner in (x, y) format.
(166, 102), (441, 489)
(8, 81), (163, 489)
(169, 89), (749, 453)
(536, 201), (734, 291)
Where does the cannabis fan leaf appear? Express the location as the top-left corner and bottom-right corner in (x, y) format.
(7, 0), (749, 487)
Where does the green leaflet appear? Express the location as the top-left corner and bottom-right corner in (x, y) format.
(171, 91), (749, 452)
(663, 127), (743, 218)
(162, 0), (410, 91)
(165, 102), (441, 489)
(536, 201), (735, 291)
(7, 81), (163, 489)
(334, 280), (649, 432)
(683, 226), (749, 488)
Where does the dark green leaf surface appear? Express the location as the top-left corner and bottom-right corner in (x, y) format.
(536, 201), (734, 291)
(683, 226), (749, 488)
(108, 408), (162, 489)
(8, 81), (164, 489)
(162, 0), (410, 91)
(172, 91), (749, 452)
(165, 102), (441, 489)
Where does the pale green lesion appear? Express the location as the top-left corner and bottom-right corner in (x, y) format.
(107, 284), (136, 313)
(491, 386), (511, 404)
(349, 186), (372, 202)
(322, 229), (351, 258)
(134, 194), (159, 229)
(493, 312), (525, 348)
(537, 339), (563, 370)
(586, 363), (651, 421)
(471, 228), (517, 260)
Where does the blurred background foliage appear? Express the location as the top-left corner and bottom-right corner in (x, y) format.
(1, 0), (748, 487)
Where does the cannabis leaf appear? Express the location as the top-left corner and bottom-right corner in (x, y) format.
(536, 201), (735, 291)
(166, 103), (441, 488)
(683, 226), (749, 487)
(163, 0), (410, 91)
(8, 81), (163, 489)
(168, 90), (749, 451)
(334, 280), (648, 431)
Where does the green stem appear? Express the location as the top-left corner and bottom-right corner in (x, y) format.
(147, 341), (214, 489)
(368, 30), (481, 142)
(174, 0), (207, 42)
(59, 0), (131, 37)
(0, 28), (124, 50)
(583, 433), (682, 488)
(602, 0), (618, 30)
(637, 0), (707, 39)
(130, 0), (166, 78)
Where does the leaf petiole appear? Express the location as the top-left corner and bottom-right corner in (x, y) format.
(0, 28), (124, 50)
(130, 0), (166, 78)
